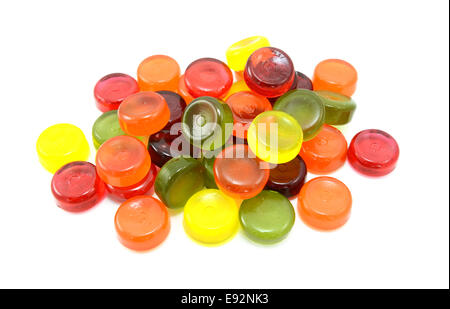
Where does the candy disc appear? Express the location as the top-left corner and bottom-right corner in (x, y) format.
(184, 189), (239, 244)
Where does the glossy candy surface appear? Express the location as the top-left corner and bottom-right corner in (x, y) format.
(200, 154), (218, 189)
(313, 59), (358, 97)
(223, 80), (250, 100)
(93, 110), (124, 149)
(226, 36), (270, 72)
(348, 129), (399, 176)
(214, 144), (269, 200)
(184, 58), (233, 98)
(177, 74), (194, 104)
(51, 161), (105, 212)
(240, 190), (295, 243)
(96, 136), (151, 187)
(94, 73), (139, 112)
(274, 89), (325, 141)
(154, 156), (205, 209)
(184, 189), (239, 244)
(182, 96), (234, 151)
(92, 110), (146, 149)
(156, 91), (186, 131)
(265, 155), (307, 198)
(298, 176), (352, 230)
(244, 47), (295, 98)
(316, 90), (356, 125)
(225, 91), (272, 139)
(148, 131), (194, 168)
(294, 71), (313, 90)
(118, 91), (170, 136)
(115, 196), (170, 251)
(300, 124), (347, 174)
(106, 164), (157, 201)
(137, 55), (180, 92)
(247, 111), (303, 164)
(37, 123), (90, 173)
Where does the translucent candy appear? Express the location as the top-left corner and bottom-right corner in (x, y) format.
(37, 123), (90, 173)
(184, 189), (239, 244)
(247, 111), (303, 164)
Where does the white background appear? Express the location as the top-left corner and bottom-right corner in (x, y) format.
(0, 0), (448, 289)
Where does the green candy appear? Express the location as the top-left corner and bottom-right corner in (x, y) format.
(200, 153), (218, 189)
(155, 156), (205, 209)
(273, 89), (325, 141)
(92, 110), (145, 149)
(182, 96), (234, 151)
(239, 190), (295, 244)
(315, 90), (356, 125)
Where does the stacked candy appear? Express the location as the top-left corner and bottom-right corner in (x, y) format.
(36, 36), (400, 250)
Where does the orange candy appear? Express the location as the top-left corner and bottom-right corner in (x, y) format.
(225, 91), (272, 139)
(118, 91), (170, 136)
(313, 59), (358, 97)
(177, 74), (194, 104)
(115, 196), (170, 251)
(298, 176), (352, 231)
(300, 124), (347, 174)
(96, 136), (151, 187)
(137, 55), (180, 92)
(234, 71), (245, 81)
(214, 144), (270, 200)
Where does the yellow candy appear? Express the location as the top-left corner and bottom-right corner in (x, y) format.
(226, 36), (270, 72)
(36, 123), (90, 173)
(223, 80), (251, 100)
(184, 189), (239, 245)
(247, 111), (303, 164)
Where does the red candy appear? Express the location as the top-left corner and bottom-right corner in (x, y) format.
(348, 129), (399, 176)
(105, 164), (157, 201)
(94, 73), (139, 112)
(51, 161), (106, 212)
(184, 58), (233, 98)
(244, 47), (295, 98)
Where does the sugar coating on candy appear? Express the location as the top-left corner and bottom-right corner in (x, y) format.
(184, 189), (239, 244)
(214, 144), (270, 200)
(300, 124), (347, 174)
(115, 196), (170, 251)
(95, 135), (151, 187)
(182, 96), (234, 151)
(298, 176), (352, 231)
(313, 59), (358, 97)
(51, 161), (105, 212)
(105, 164), (157, 201)
(225, 91), (272, 139)
(273, 89), (325, 141)
(244, 47), (295, 98)
(239, 190), (295, 243)
(265, 155), (307, 198)
(118, 91), (170, 136)
(154, 156), (205, 209)
(37, 123), (90, 173)
(226, 36), (270, 72)
(316, 90), (356, 125)
(137, 55), (180, 92)
(247, 111), (303, 164)
(94, 73), (139, 112)
(348, 129), (399, 176)
(156, 91), (186, 131)
(184, 58), (233, 98)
